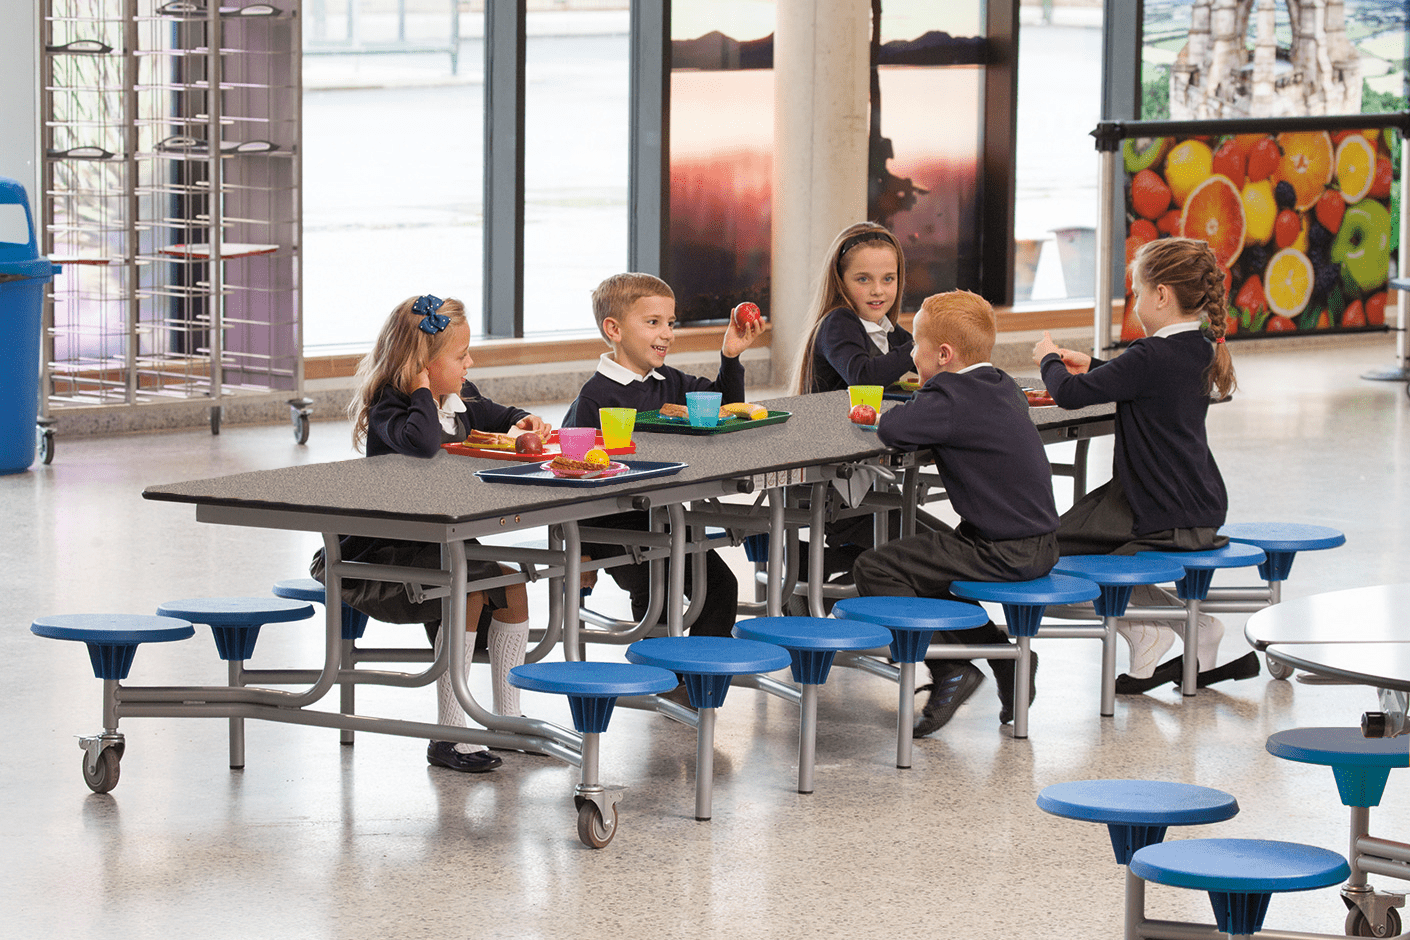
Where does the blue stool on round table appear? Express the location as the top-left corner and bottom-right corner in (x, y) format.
(830, 596), (989, 768)
(731, 616), (892, 794)
(1219, 524), (1346, 680)
(949, 574), (1101, 739)
(1267, 727), (1409, 936)
(1136, 543), (1266, 696)
(274, 578), (370, 746)
(509, 661), (677, 848)
(1051, 556), (1188, 717)
(1130, 839), (1349, 937)
(157, 597), (314, 769)
(626, 636), (790, 820)
(31, 613), (195, 792)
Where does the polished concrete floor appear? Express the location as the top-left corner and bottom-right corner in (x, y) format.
(4, 336), (1408, 939)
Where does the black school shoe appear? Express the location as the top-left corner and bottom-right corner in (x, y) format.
(913, 662), (985, 737)
(995, 651), (1039, 725)
(427, 741), (503, 773)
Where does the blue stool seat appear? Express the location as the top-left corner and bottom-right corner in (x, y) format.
(157, 597), (315, 661)
(509, 661), (677, 733)
(1219, 523), (1346, 583)
(1266, 727), (1409, 807)
(1130, 838), (1349, 935)
(1038, 779), (1240, 864)
(272, 577), (370, 640)
(1136, 543), (1266, 601)
(626, 636), (790, 708)
(1051, 556), (1188, 618)
(950, 573), (1100, 636)
(31, 613), (195, 680)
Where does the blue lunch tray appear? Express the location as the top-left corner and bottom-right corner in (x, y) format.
(474, 460), (688, 487)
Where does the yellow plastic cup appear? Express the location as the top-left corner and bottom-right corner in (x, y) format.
(848, 385), (883, 412)
(599, 408), (636, 449)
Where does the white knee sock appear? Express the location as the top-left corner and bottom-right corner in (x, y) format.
(1196, 614), (1225, 671)
(1117, 620), (1176, 678)
(434, 628), (484, 754)
(488, 617), (530, 716)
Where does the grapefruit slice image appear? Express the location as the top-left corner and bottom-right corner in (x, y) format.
(1264, 248), (1314, 318)
(1181, 175), (1245, 267)
(1334, 134), (1376, 203)
(1275, 131), (1335, 211)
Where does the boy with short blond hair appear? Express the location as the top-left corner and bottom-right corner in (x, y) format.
(854, 290), (1059, 734)
(565, 272), (766, 639)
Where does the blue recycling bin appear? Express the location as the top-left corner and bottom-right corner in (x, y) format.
(0, 178), (60, 473)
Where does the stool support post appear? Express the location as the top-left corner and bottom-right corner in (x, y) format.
(767, 488), (786, 618)
(339, 638), (355, 746)
(897, 661), (915, 768)
(1182, 602), (1200, 697)
(798, 684), (818, 794)
(1101, 615), (1117, 716)
(103, 678), (120, 731)
(1349, 804), (1372, 890)
(1125, 867), (1146, 940)
(579, 730), (601, 790)
(228, 660), (245, 769)
(1014, 636), (1033, 739)
(695, 706), (716, 820)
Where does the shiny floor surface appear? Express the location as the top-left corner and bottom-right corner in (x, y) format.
(5, 338), (1409, 939)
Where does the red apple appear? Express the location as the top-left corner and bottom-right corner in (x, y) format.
(732, 302), (762, 329)
(849, 404), (877, 425)
(514, 432), (544, 455)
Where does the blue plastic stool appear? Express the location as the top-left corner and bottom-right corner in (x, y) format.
(1219, 523), (1347, 592)
(731, 616), (892, 794)
(830, 596), (989, 768)
(1051, 555), (1188, 717)
(31, 613), (195, 792)
(626, 636), (790, 820)
(509, 661), (677, 848)
(949, 574), (1100, 739)
(1137, 543), (1266, 696)
(1129, 839), (1349, 936)
(1037, 779), (1240, 865)
(272, 578), (369, 640)
(1266, 727), (1408, 936)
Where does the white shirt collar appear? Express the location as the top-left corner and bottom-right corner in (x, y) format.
(861, 316), (894, 354)
(437, 392), (466, 434)
(1154, 320), (1202, 338)
(956, 361), (993, 374)
(597, 352), (664, 386)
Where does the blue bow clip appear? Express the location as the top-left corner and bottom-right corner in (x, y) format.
(414, 294), (449, 334)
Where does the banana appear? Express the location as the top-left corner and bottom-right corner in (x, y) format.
(720, 402), (767, 420)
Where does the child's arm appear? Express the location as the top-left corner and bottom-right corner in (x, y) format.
(875, 388), (952, 453)
(462, 381), (549, 435)
(721, 311), (766, 359)
(819, 311), (915, 388)
(367, 386), (443, 458)
(1039, 340), (1146, 409)
(1032, 331), (1091, 374)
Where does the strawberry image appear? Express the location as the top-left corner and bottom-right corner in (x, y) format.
(1130, 169), (1172, 220)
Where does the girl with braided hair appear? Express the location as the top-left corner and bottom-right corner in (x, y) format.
(1032, 237), (1255, 693)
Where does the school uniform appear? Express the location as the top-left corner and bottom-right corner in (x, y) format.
(852, 364), (1060, 684)
(808, 306), (915, 393)
(563, 353), (742, 638)
(312, 380), (529, 630)
(1040, 322), (1227, 556)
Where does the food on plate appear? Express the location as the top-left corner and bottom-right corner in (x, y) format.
(732, 301), (763, 329)
(1023, 388), (1056, 407)
(466, 429), (515, 449)
(583, 447), (610, 468)
(849, 404), (877, 425)
(658, 402), (689, 419)
(514, 432), (544, 455)
(720, 401), (767, 420)
(548, 455), (598, 473)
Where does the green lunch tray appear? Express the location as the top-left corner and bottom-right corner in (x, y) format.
(634, 409), (792, 435)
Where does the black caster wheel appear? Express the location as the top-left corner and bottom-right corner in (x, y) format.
(576, 801), (617, 848)
(292, 410), (310, 445)
(210, 406), (221, 435)
(37, 427), (55, 465)
(1347, 905), (1402, 937)
(83, 748), (121, 793)
(1266, 654), (1293, 680)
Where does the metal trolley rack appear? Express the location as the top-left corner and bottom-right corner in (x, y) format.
(39, 0), (309, 464)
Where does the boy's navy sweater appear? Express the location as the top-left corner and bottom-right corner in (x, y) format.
(809, 306), (915, 393)
(878, 367), (1058, 541)
(564, 354), (745, 428)
(1039, 331), (1226, 534)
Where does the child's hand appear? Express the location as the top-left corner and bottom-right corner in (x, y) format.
(516, 414), (550, 436)
(1032, 332), (1091, 375)
(1032, 331), (1060, 365)
(722, 316), (766, 358)
(412, 367), (431, 391)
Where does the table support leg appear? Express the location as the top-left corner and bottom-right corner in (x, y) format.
(767, 488), (785, 618)
(695, 706), (716, 820)
(897, 660), (915, 769)
(339, 638), (355, 745)
(798, 683), (817, 794)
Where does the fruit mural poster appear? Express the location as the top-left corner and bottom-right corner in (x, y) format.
(1122, 128), (1399, 340)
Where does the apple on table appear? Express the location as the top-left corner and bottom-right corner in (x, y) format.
(849, 404), (877, 426)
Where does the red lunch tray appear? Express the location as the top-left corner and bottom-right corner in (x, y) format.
(442, 429), (636, 462)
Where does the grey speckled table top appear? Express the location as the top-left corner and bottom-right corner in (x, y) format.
(143, 388), (1113, 531)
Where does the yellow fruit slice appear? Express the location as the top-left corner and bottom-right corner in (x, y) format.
(583, 447), (610, 468)
(1241, 180), (1275, 245)
(1164, 139), (1214, 207)
(1180, 175), (1245, 267)
(1264, 248), (1313, 317)
(1334, 134), (1376, 203)
(1275, 131), (1334, 211)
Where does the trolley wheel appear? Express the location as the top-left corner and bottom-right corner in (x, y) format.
(1347, 905), (1402, 937)
(37, 427), (55, 465)
(1266, 653), (1293, 680)
(83, 748), (120, 793)
(576, 800), (617, 848)
(292, 410), (310, 445)
(210, 407), (221, 435)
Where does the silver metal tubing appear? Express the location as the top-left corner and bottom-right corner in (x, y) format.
(897, 660), (915, 768)
(1013, 637), (1033, 738)
(695, 706), (716, 820)
(900, 466), (919, 538)
(104, 678), (120, 731)
(1198, 601), (1273, 614)
(835, 651), (900, 682)
(1359, 855), (1410, 880)
(1140, 922), (1342, 940)
(1357, 834), (1410, 867)
(349, 648), (435, 664)
(1120, 606), (1191, 622)
(617, 694), (699, 727)
(808, 480), (828, 617)
(767, 487), (786, 617)
(1101, 615), (1117, 716)
(327, 559), (452, 588)
(924, 643), (1019, 661)
(579, 732), (601, 788)
(667, 503), (687, 634)
(798, 683), (818, 794)
(1125, 867), (1146, 940)
(1202, 587), (1273, 603)
(1095, 147), (1116, 356)
(228, 659), (245, 768)
(732, 673), (802, 704)
(1033, 625), (1107, 640)
(1351, 805), (1372, 886)
(562, 522), (585, 660)
(339, 637), (355, 745)
(1182, 601), (1200, 696)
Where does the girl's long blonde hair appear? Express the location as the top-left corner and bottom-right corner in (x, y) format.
(793, 222), (906, 394)
(349, 295), (469, 451)
(1131, 238), (1238, 400)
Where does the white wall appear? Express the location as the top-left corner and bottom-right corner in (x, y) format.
(0, 1), (39, 211)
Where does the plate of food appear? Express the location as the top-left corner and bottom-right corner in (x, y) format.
(541, 455), (628, 480)
(1022, 387), (1056, 407)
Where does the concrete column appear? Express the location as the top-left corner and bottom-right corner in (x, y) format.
(0, 0), (38, 203)
(770, 0), (868, 390)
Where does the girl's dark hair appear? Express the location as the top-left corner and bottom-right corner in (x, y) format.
(1132, 237), (1237, 399)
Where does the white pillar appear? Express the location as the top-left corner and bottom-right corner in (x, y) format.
(770, 0), (869, 391)
(0, 0), (38, 203)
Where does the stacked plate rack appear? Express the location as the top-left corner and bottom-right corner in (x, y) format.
(40, 0), (310, 456)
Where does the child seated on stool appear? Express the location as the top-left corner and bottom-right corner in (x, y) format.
(564, 272), (766, 638)
(853, 290), (1059, 736)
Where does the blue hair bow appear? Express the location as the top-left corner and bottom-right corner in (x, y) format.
(414, 294), (449, 334)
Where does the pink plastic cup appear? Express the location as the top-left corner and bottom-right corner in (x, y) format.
(558, 427), (597, 460)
